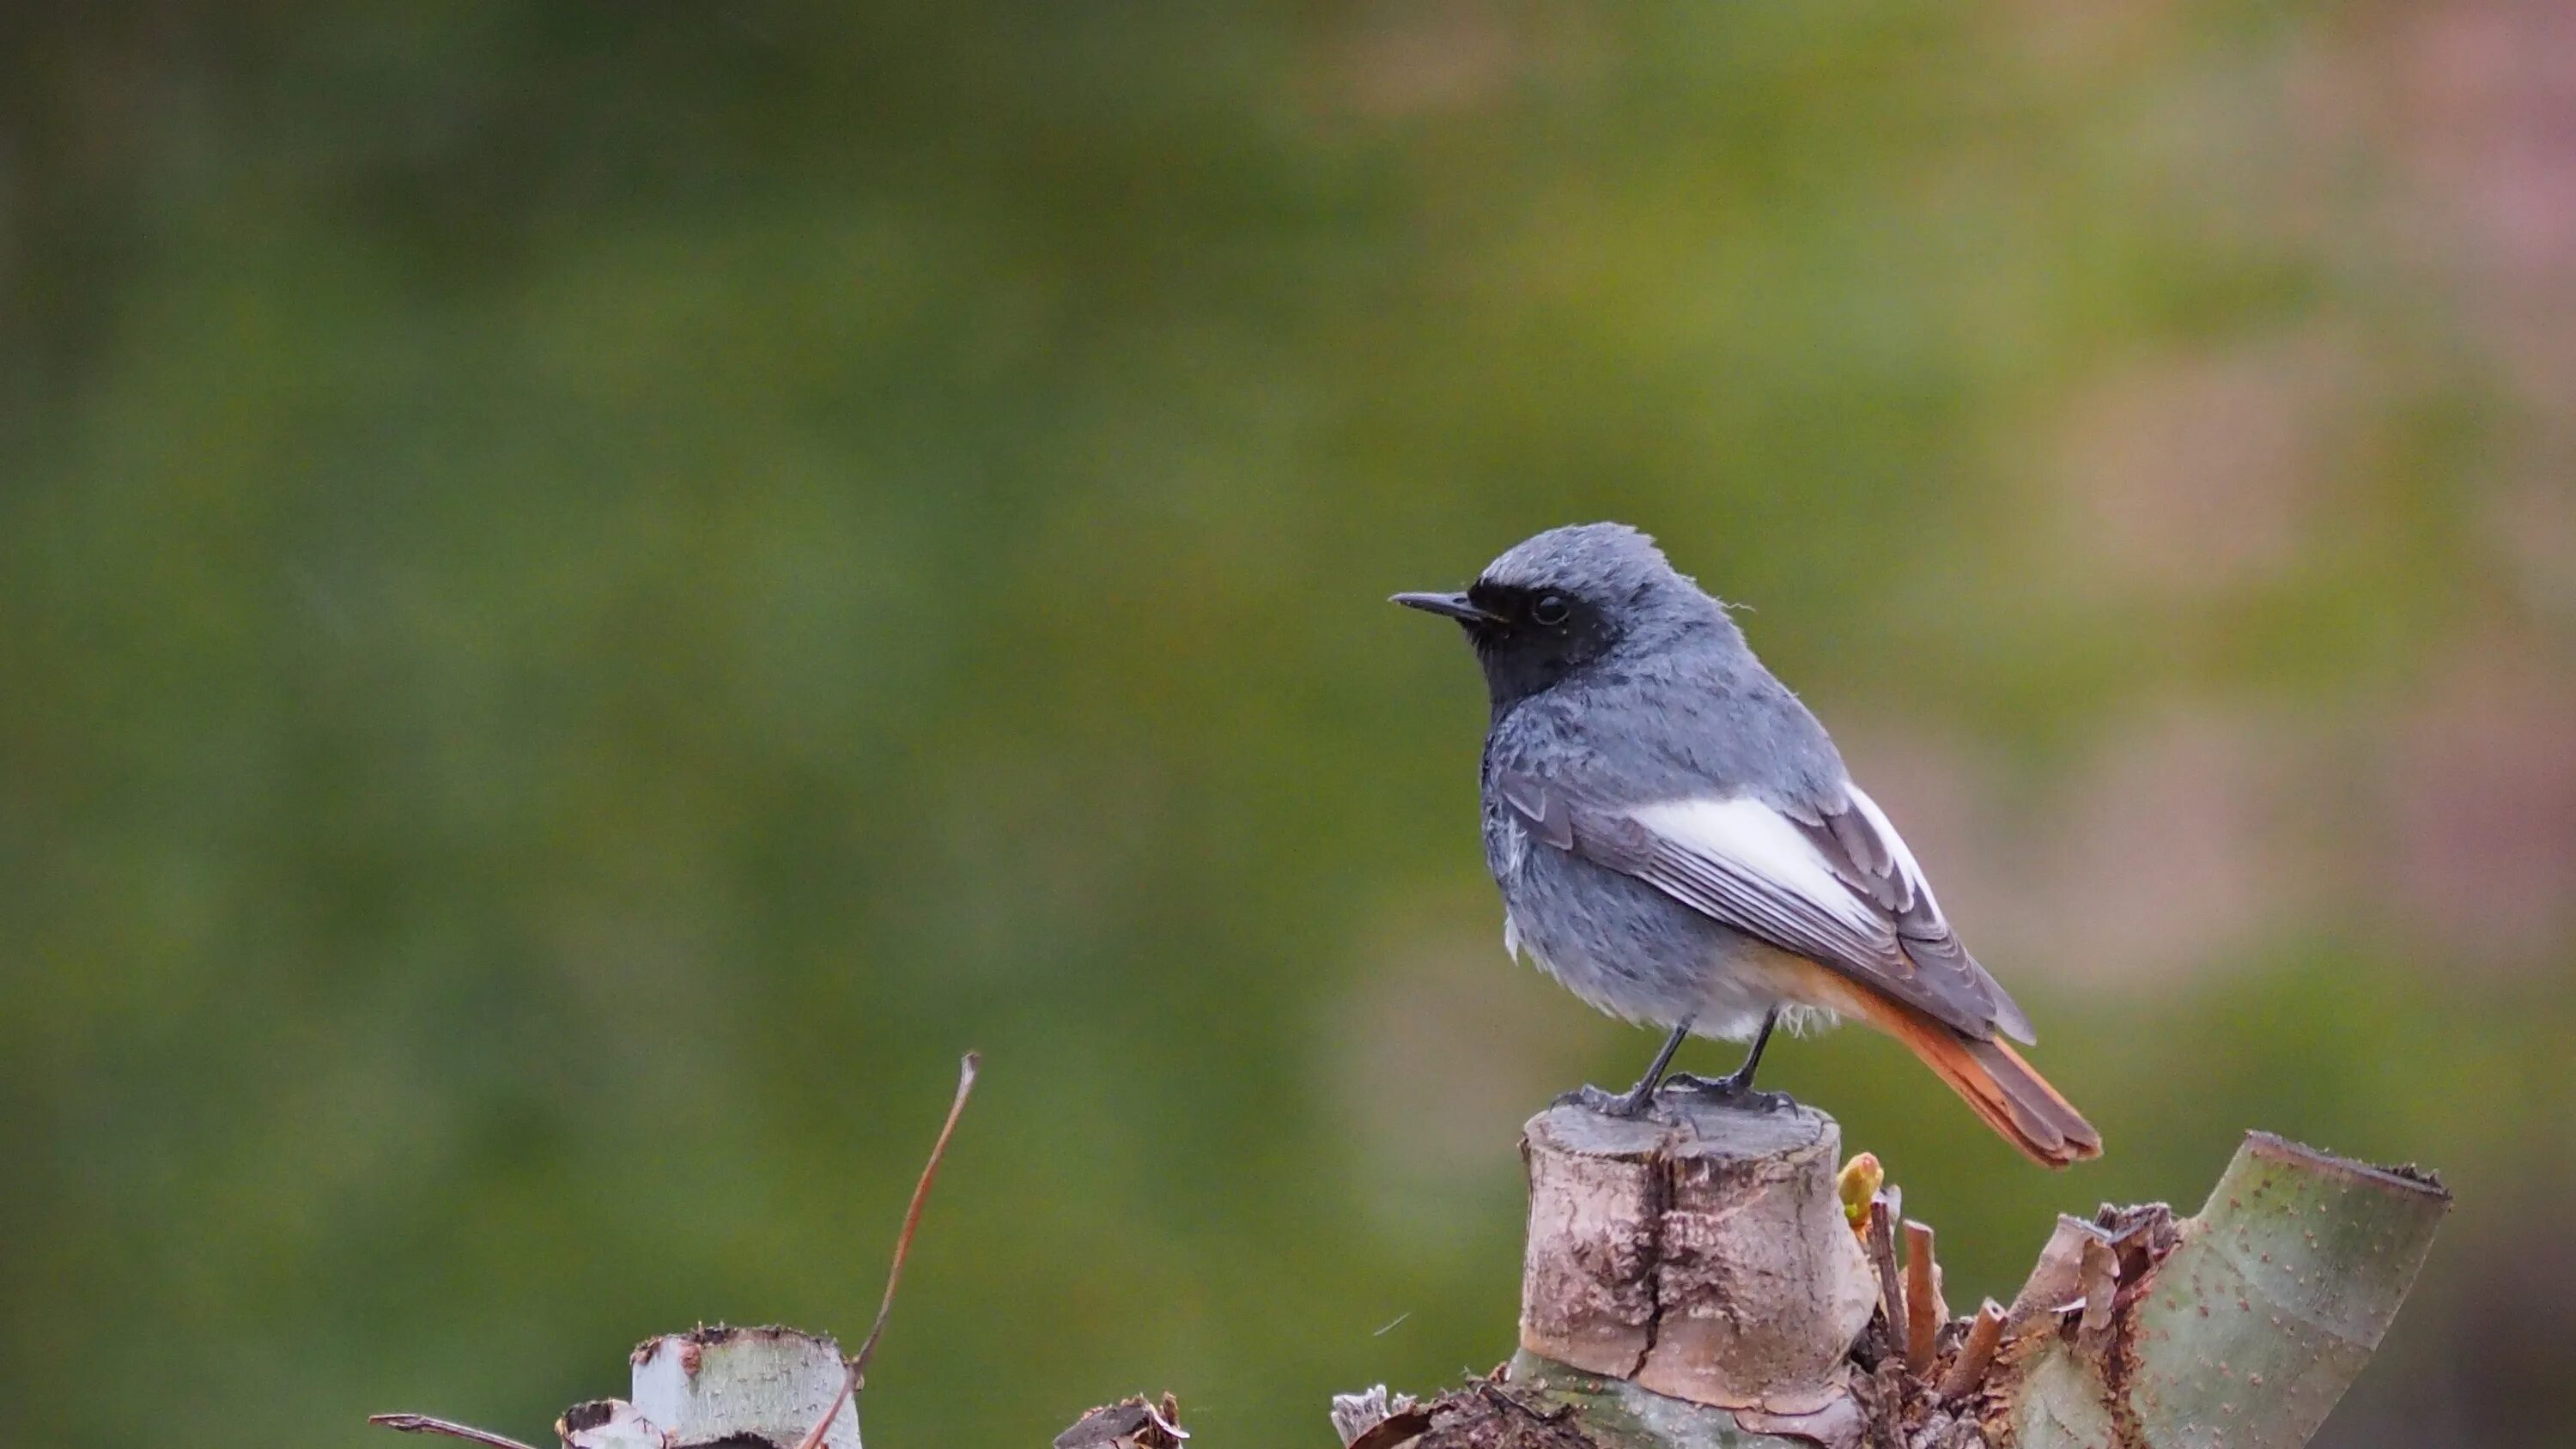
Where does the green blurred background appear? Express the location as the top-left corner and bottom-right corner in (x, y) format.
(4, 4), (2573, 1446)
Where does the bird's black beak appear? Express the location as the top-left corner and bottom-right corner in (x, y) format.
(1391, 591), (1504, 625)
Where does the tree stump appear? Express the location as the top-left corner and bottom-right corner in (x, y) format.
(1517, 1097), (1878, 1420)
(565, 1326), (860, 1449)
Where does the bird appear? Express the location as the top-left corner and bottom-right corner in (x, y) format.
(1394, 523), (2101, 1167)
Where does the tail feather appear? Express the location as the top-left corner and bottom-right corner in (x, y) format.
(1763, 955), (2105, 1167)
(1960, 1036), (2103, 1167)
(1857, 997), (2103, 1167)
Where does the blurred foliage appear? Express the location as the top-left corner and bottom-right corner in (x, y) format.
(4, 5), (2573, 1449)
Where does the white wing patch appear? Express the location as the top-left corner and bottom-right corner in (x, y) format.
(1842, 781), (1943, 921)
(1628, 796), (1882, 933)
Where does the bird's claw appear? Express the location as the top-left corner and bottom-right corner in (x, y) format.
(1552, 1082), (1656, 1118)
(1660, 1072), (1795, 1113)
(1553, 1078), (1791, 1120)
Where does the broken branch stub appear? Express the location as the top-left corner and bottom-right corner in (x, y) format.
(629, 1326), (860, 1449)
(1999, 1131), (2450, 1449)
(1519, 1098), (1877, 1416)
(1054, 1393), (1188, 1449)
(1937, 1300), (2007, 1404)
(1903, 1221), (1942, 1375)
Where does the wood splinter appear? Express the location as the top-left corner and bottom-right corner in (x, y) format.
(1901, 1220), (1942, 1375)
(1864, 1191), (1905, 1355)
(1936, 1299), (2008, 1403)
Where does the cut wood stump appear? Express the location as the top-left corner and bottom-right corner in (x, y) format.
(559, 1326), (860, 1449)
(1517, 1096), (1878, 1420)
(1331, 1102), (2456, 1449)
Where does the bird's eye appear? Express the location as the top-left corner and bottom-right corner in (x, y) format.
(1531, 593), (1571, 626)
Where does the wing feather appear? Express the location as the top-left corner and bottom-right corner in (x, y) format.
(1498, 771), (2032, 1044)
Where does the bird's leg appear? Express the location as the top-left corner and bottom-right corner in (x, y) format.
(1722, 1007), (1778, 1091)
(1554, 1020), (1692, 1119)
(1664, 1009), (1792, 1111)
(1616, 1021), (1693, 1115)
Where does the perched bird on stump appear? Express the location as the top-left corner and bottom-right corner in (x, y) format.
(1395, 523), (2101, 1167)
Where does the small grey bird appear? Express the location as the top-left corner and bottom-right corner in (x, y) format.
(1395, 523), (2100, 1166)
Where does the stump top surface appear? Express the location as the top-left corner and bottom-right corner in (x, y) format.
(1526, 1096), (1835, 1161)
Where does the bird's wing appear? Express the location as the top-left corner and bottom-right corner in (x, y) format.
(1493, 771), (2033, 1043)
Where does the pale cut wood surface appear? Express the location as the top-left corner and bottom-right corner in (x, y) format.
(1519, 1095), (1877, 1417)
(629, 1326), (860, 1449)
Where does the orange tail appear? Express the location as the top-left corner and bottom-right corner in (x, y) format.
(1850, 995), (2104, 1167)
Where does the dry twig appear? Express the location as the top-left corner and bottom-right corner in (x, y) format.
(793, 1051), (983, 1449)
(367, 1414), (545, 1449)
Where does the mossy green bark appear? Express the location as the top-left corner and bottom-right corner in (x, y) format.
(2003, 1132), (2451, 1449)
(1503, 1352), (1808, 1449)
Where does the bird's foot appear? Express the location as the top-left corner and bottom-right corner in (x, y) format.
(1660, 1072), (1795, 1113)
(1552, 1082), (1661, 1119)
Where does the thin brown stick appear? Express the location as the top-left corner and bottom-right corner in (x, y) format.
(368, 1415), (545, 1449)
(1903, 1220), (1940, 1374)
(1866, 1191), (1906, 1351)
(793, 1051), (981, 1449)
(1937, 1299), (2008, 1402)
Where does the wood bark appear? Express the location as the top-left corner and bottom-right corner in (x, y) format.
(1997, 1132), (2450, 1448)
(1352, 1117), (2447, 1449)
(1517, 1097), (1878, 1419)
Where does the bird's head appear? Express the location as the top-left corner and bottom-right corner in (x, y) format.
(1394, 522), (1727, 712)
